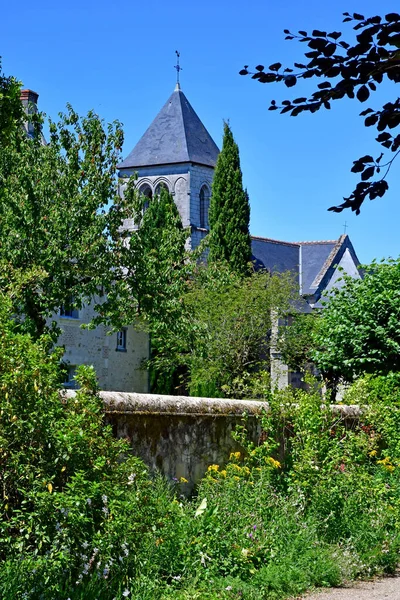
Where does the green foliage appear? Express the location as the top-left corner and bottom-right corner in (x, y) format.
(170, 262), (296, 398)
(241, 12), (400, 213)
(277, 311), (321, 372)
(0, 61), (24, 146)
(208, 122), (251, 275)
(2, 312), (400, 600)
(313, 258), (400, 381)
(0, 64), (125, 338)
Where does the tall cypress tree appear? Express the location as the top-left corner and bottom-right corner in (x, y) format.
(208, 122), (251, 275)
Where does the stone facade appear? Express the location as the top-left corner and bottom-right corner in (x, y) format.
(119, 162), (214, 249)
(52, 302), (149, 393)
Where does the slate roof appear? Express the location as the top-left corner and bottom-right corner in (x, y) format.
(118, 85), (220, 170)
(251, 234), (359, 303)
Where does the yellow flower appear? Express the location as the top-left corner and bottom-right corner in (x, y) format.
(207, 464), (219, 472)
(266, 457), (281, 469)
(233, 476), (240, 481)
(243, 466), (251, 475)
(179, 476), (188, 483)
(229, 451), (241, 461)
(369, 450), (377, 457)
(220, 470), (227, 478)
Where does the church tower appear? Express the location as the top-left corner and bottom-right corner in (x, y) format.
(117, 83), (219, 249)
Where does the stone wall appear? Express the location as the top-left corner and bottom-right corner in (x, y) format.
(103, 392), (266, 495)
(65, 390), (362, 495)
(54, 304), (149, 393)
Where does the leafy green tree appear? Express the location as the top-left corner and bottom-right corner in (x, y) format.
(182, 262), (296, 397)
(312, 258), (400, 381)
(0, 65), (125, 338)
(241, 11), (400, 213)
(208, 122), (251, 274)
(96, 184), (189, 392)
(0, 61), (24, 146)
(277, 311), (321, 373)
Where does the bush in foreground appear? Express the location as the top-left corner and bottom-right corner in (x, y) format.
(0, 296), (400, 599)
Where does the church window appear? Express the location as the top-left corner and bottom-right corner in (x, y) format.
(155, 182), (169, 196)
(199, 185), (210, 228)
(116, 328), (127, 352)
(60, 297), (79, 319)
(139, 184), (152, 211)
(63, 365), (77, 389)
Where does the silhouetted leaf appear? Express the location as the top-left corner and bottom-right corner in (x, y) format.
(284, 75), (297, 87)
(269, 63), (282, 71)
(365, 114), (379, 126)
(361, 166), (375, 180)
(357, 85), (370, 102)
(255, 65), (265, 72)
(386, 13), (400, 22)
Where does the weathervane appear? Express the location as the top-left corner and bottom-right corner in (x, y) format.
(174, 50), (182, 86)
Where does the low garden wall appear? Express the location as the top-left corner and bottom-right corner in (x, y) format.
(95, 392), (362, 495)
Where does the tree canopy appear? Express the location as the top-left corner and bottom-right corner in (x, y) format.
(240, 12), (400, 214)
(0, 65), (125, 338)
(312, 258), (400, 381)
(208, 122), (251, 274)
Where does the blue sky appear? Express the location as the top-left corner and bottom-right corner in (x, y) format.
(3, 0), (400, 263)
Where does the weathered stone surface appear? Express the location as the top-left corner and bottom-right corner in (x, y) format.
(63, 391), (363, 494)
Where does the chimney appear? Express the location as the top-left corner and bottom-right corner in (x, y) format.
(20, 89), (39, 136)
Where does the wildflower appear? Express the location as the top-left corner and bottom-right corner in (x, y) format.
(102, 494), (108, 504)
(82, 541), (89, 549)
(369, 450), (377, 457)
(103, 566), (109, 578)
(155, 538), (164, 546)
(266, 457), (281, 469)
(180, 476), (188, 483)
(122, 589), (130, 597)
(220, 470), (227, 478)
(127, 473), (136, 485)
(234, 476), (240, 481)
(102, 506), (109, 516)
(86, 498), (92, 506)
(229, 451), (241, 461)
(225, 586), (233, 591)
(60, 508), (69, 516)
(207, 464), (219, 472)
(253, 524), (257, 530)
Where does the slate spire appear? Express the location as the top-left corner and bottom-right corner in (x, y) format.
(118, 87), (219, 170)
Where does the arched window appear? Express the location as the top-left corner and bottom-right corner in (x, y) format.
(155, 181), (169, 196)
(199, 185), (210, 228)
(138, 184), (152, 211)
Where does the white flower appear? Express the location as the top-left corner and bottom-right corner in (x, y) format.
(122, 590), (130, 597)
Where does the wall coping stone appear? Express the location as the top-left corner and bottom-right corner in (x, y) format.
(62, 390), (363, 418)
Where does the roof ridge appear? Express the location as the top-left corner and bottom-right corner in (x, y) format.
(310, 235), (347, 289)
(251, 235), (300, 247)
(295, 239), (338, 245)
(176, 89), (190, 165)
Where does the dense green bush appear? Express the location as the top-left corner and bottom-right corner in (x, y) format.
(1, 294), (400, 599)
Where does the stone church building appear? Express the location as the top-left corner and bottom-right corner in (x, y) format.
(23, 84), (361, 392)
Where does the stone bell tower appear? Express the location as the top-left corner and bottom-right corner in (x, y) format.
(117, 83), (219, 249)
